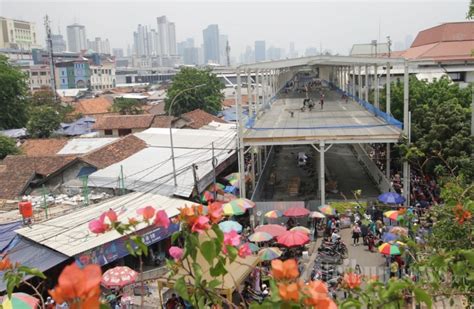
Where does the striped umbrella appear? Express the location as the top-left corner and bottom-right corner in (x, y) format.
(264, 210), (283, 218)
(318, 205), (336, 216)
(248, 243), (259, 253)
(226, 198), (255, 209)
(277, 230), (310, 247)
(223, 202), (246, 216)
(101, 266), (138, 288)
(378, 243), (401, 256)
(309, 211), (325, 218)
(225, 173), (240, 187)
(384, 210), (401, 221)
(255, 224), (287, 237)
(290, 226), (311, 234)
(0, 293), (39, 309)
(218, 220), (243, 233)
(258, 247), (283, 261)
(249, 231), (273, 242)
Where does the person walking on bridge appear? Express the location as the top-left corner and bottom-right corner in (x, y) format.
(320, 92), (325, 110)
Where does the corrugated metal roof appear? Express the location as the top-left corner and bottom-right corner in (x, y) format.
(88, 128), (236, 198)
(57, 138), (118, 155)
(15, 192), (187, 257)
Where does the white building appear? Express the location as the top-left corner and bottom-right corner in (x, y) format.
(66, 23), (87, 52)
(157, 16), (177, 56)
(21, 64), (52, 91)
(87, 37), (110, 54)
(90, 59), (116, 90)
(0, 17), (39, 50)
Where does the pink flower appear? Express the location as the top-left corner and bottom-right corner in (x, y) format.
(238, 243), (252, 258)
(137, 206), (156, 220)
(154, 210), (170, 229)
(105, 208), (118, 223)
(191, 216), (210, 233)
(223, 230), (241, 247)
(88, 213), (109, 234)
(169, 246), (184, 262)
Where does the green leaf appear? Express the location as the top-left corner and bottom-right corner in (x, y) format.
(125, 241), (136, 257)
(23, 267), (46, 279)
(210, 260), (226, 277)
(208, 279), (221, 289)
(174, 277), (190, 301)
(132, 236), (149, 257)
(413, 287), (432, 308)
(192, 263), (203, 284)
(226, 245), (238, 263)
(171, 231), (180, 244)
(201, 240), (216, 264)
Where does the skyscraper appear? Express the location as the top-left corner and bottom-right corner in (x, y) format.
(289, 41), (297, 58)
(66, 23), (87, 52)
(133, 24), (149, 57)
(87, 37), (110, 54)
(157, 16), (177, 56)
(149, 29), (160, 56)
(254, 40), (266, 62)
(51, 33), (66, 53)
(112, 48), (124, 58)
(203, 24), (220, 64)
(219, 34), (228, 65)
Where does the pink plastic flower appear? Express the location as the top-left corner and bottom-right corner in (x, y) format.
(105, 208), (118, 223)
(88, 213), (109, 234)
(224, 230), (241, 247)
(137, 206), (156, 220)
(169, 246), (184, 262)
(238, 243), (252, 258)
(154, 210), (170, 229)
(191, 216), (211, 233)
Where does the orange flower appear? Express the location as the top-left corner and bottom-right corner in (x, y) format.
(343, 272), (362, 289)
(271, 259), (299, 280)
(0, 256), (12, 270)
(207, 202), (223, 224)
(301, 280), (332, 307)
(454, 204), (472, 224)
(278, 282), (299, 302)
(368, 274), (379, 283)
(49, 263), (102, 309)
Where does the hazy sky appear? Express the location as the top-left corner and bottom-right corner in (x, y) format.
(1, 0), (470, 57)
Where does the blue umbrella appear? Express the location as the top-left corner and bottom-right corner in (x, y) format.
(224, 186), (237, 194)
(248, 243), (259, 252)
(218, 220), (243, 233)
(382, 232), (399, 242)
(378, 192), (406, 204)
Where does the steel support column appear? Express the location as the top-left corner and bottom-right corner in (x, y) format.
(352, 65), (356, 96)
(255, 69), (260, 114)
(247, 70), (253, 116)
(365, 64), (369, 102)
(386, 143), (391, 182)
(358, 65), (362, 99)
(374, 64), (379, 109)
(319, 141), (326, 206)
(386, 62), (391, 115)
(403, 61), (410, 206)
(236, 70), (246, 198)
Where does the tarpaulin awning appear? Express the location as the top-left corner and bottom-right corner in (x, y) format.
(0, 221), (22, 252)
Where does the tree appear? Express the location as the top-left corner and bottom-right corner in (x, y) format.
(165, 68), (224, 116)
(467, 0), (473, 19)
(26, 106), (62, 138)
(0, 55), (30, 129)
(110, 97), (144, 115)
(30, 86), (57, 107)
(0, 135), (20, 159)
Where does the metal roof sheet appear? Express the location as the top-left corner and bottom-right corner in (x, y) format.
(57, 138), (118, 155)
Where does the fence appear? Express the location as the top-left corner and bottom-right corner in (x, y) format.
(351, 144), (392, 193)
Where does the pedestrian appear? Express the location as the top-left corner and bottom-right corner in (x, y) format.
(367, 232), (375, 252)
(390, 258), (399, 278)
(320, 96), (324, 110)
(352, 223), (361, 246)
(395, 255), (404, 278)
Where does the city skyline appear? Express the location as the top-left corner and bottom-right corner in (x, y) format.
(1, 0), (468, 59)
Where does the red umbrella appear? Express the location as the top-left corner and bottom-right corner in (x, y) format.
(255, 224), (287, 237)
(284, 207), (310, 217)
(101, 266), (138, 289)
(277, 230), (310, 247)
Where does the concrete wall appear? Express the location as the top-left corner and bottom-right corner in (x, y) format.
(99, 128), (145, 137)
(40, 161), (92, 194)
(351, 144), (391, 193)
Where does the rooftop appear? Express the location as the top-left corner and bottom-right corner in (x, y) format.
(57, 138), (118, 155)
(93, 114), (155, 130)
(20, 139), (68, 156)
(411, 21), (474, 47)
(74, 96), (114, 115)
(180, 109), (227, 129)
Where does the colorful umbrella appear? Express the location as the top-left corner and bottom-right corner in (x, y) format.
(390, 226), (409, 237)
(384, 210), (402, 221)
(249, 231), (273, 242)
(381, 232), (399, 242)
(223, 202), (246, 216)
(255, 224), (287, 237)
(290, 226), (311, 234)
(226, 198), (255, 210)
(284, 207), (310, 217)
(218, 220), (243, 233)
(258, 247), (283, 261)
(378, 243), (401, 256)
(200, 191), (215, 203)
(277, 230), (310, 247)
(225, 173), (240, 187)
(0, 293), (39, 309)
(318, 205), (336, 216)
(248, 243), (260, 252)
(264, 210), (283, 218)
(378, 192), (405, 204)
(101, 266), (138, 288)
(309, 211), (325, 218)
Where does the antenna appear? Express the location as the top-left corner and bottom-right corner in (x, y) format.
(44, 15), (59, 103)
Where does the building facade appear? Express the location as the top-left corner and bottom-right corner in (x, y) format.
(66, 24), (87, 52)
(157, 16), (177, 56)
(56, 59), (91, 89)
(254, 40), (266, 62)
(90, 59), (116, 90)
(21, 64), (52, 91)
(0, 17), (38, 50)
(87, 37), (111, 54)
(203, 24), (220, 64)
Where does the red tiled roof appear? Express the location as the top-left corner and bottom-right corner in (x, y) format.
(150, 116), (176, 128)
(223, 95), (249, 108)
(411, 22), (474, 47)
(181, 109), (227, 129)
(81, 135), (147, 169)
(74, 96), (114, 115)
(93, 114), (155, 130)
(20, 139), (68, 156)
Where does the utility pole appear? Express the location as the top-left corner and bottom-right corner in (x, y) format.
(212, 142), (217, 200)
(41, 185), (49, 219)
(44, 15), (59, 103)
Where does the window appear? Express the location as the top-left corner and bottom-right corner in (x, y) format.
(62, 79), (65, 83)
(31, 72), (38, 76)
(40, 72), (46, 76)
(448, 72), (465, 82)
(104, 129), (113, 136)
(118, 129), (132, 136)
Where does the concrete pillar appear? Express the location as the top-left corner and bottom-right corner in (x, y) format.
(247, 70), (253, 116)
(262, 71), (267, 107)
(257, 146), (262, 175)
(403, 61), (410, 206)
(386, 143), (391, 181)
(251, 147), (256, 193)
(386, 62), (391, 115)
(255, 69), (260, 113)
(319, 141), (326, 206)
(358, 65), (362, 99)
(344, 66), (348, 92)
(374, 64), (379, 109)
(236, 70), (246, 198)
(365, 64), (369, 102)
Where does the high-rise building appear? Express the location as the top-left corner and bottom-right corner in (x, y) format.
(157, 16), (177, 56)
(50, 33), (66, 53)
(183, 47), (199, 65)
(87, 37), (110, 54)
(0, 17), (38, 50)
(203, 24), (220, 64)
(267, 46), (283, 60)
(149, 29), (160, 56)
(66, 23), (87, 52)
(288, 42), (297, 58)
(133, 24), (149, 57)
(254, 40), (266, 62)
(219, 34), (228, 65)
(112, 48), (124, 58)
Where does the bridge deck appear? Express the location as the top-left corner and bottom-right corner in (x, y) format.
(243, 90), (402, 146)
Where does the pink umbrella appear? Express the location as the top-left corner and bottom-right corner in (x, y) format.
(255, 224), (287, 237)
(277, 230), (310, 247)
(284, 207), (310, 217)
(101, 266), (138, 289)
